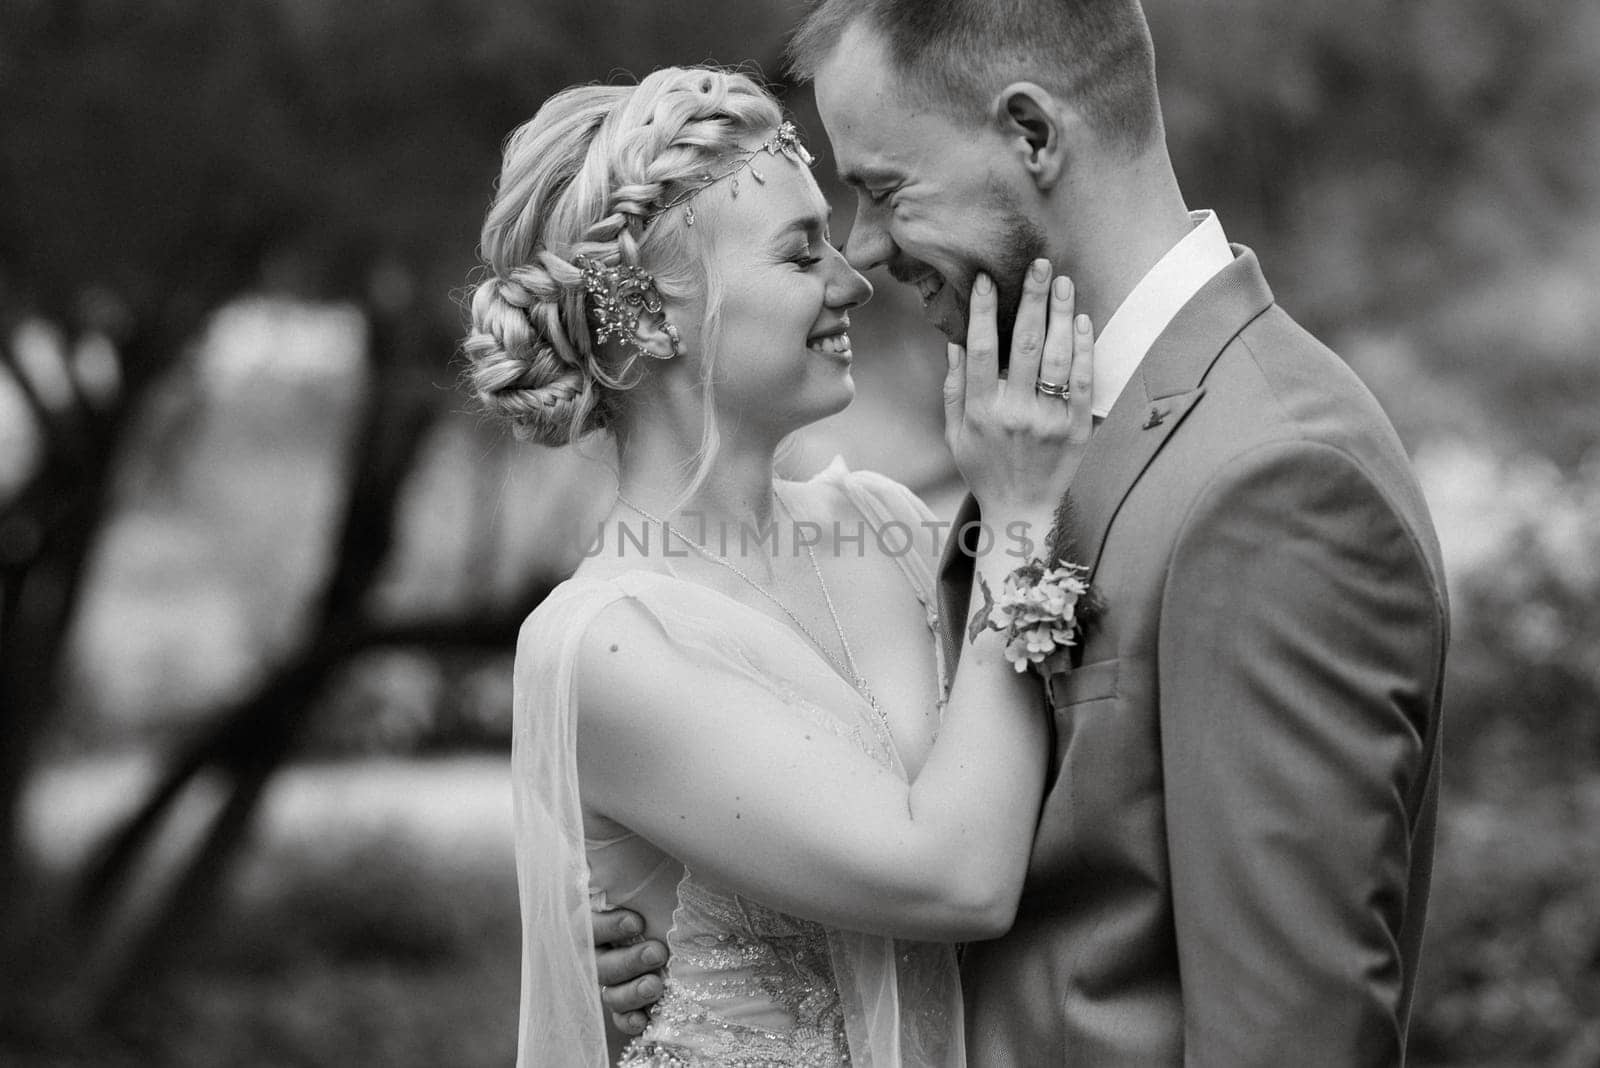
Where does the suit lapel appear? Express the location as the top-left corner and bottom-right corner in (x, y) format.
(1055, 248), (1276, 581)
(1053, 389), (1204, 574)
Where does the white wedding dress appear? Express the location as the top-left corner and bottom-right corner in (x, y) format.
(512, 461), (966, 1067)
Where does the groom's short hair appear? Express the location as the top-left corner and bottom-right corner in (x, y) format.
(788, 0), (1161, 153)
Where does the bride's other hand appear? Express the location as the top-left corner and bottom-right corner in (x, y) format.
(943, 258), (1094, 522)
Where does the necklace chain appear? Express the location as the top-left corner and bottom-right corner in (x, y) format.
(614, 491), (882, 717)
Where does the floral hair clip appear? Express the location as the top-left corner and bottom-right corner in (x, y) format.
(576, 256), (676, 360)
(969, 558), (1099, 674)
(654, 121), (816, 227)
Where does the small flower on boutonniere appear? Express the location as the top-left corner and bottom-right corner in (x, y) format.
(968, 559), (1100, 673)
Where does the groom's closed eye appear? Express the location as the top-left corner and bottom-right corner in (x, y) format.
(839, 166), (899, 204)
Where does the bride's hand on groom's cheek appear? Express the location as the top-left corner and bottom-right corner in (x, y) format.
(593, 906), (666, 1035)
(943, 257), (1095, 521)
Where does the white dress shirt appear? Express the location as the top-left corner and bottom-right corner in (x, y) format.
(1089, 210), (1235, 417)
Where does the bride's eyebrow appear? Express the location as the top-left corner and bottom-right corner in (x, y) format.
(769, 209), (831, 244)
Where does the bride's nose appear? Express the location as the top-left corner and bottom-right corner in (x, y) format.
(825, 254), (873, 310)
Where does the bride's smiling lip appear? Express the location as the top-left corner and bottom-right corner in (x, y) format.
(806, 319), (853, 360)
(806, 318), (850, 343)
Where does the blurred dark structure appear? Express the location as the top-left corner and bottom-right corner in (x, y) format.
(1, 0), (1597, 1065)
(0, 0), (797, 1011)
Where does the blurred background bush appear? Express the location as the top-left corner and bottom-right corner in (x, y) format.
(1, 1), (1596, 1065)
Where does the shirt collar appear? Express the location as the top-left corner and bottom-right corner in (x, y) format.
(1090, 209), (1234, 417)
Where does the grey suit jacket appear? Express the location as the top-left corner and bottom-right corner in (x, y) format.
(938, 249), (1448, 1066)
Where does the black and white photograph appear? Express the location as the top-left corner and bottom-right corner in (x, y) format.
(2, 1), (1597, 1065)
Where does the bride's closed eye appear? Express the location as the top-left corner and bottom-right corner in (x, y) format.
(790, 244), (823, 270)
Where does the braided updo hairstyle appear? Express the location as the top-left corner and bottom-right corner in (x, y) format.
(463, 67), (785, 446)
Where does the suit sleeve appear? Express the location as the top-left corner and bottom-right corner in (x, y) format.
(1157, 439), (1445, 1066)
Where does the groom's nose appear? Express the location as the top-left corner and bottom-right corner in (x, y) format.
(841, 206), (893, 274)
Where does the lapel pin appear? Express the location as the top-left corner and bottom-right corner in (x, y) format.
(1142, 406), (1167, 430)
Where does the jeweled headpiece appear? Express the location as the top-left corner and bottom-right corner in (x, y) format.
(577, 256), (674, 361)
(653, 121), (815, 227)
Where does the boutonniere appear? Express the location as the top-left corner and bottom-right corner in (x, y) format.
(968, 559), (1100, 674)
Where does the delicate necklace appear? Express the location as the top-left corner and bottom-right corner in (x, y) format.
(615, 491), (885, 727)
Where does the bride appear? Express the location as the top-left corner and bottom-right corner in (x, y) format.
(463, 66), (1094, 1067)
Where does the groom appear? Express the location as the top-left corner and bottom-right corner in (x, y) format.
(599, 1), (1449, 1063)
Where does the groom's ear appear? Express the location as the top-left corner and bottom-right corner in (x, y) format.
(993, 82), (1075, 192)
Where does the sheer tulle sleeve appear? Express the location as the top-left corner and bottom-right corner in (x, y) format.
(511, 579), (623, 1068)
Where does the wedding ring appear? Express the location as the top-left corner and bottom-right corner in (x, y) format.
(1035, 379), (1071, 399)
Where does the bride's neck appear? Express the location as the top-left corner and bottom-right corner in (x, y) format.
(615, 420), (781, 533)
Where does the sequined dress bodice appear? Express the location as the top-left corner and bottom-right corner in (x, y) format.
(618, 871), (849, 1066)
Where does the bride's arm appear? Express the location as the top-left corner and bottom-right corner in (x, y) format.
(577, 584), (1042, 941)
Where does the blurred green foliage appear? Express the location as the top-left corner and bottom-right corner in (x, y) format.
(1413, 785), (1600, 1064)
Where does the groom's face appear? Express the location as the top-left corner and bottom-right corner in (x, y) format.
(814, 23), (1049, 352)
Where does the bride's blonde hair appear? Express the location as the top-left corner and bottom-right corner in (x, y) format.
(463, 67), (784, 468)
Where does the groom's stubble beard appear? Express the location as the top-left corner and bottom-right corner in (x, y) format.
(978, 194), (1049, 373)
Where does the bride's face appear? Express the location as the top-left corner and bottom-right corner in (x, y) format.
(682, 148), (874, 438)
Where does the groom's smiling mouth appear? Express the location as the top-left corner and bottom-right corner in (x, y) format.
(891, 265), (945, 310)
(887, 260), (964, 338)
